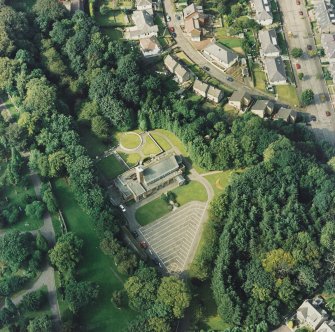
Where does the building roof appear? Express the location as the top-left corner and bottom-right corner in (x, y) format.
(274, 107), (297, 121)
(164, 54), (178, 72)
(207, 85), (222, 99)
(251, 99), (274, 112)
(259, 29), (280, 55)
(136, 0), (152, 8)
(229, 89), (252, 103)
(264, 56), (287, 83)
(321, 33), (335, 59)
(193, 79), (209, 94)
(183, 3), (202, 18)
(315, 0), (335, 31)
(317, 321), (335, 332)
(184, 16), (201, 34)
(297, 300), (329, 328)
(127, 10), (158, 38)
(204, 43), (238, 66)
(174, 63), (188, 79)
(251, 0), (273, 23)
(140, 36), (160, 52)
(143, 155), (180, 185)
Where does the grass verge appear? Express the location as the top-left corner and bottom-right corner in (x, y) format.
(96, 154), (127, 180)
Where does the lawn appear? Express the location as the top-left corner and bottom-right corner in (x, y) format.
(53, 179), (137, 331)
(95, 9), (129, 27)
(150, 133), (172, 151)
(135, 181), (207, 226)
(152, 129), (188, 156)
(101, 27), (123, 40)
(218, 39), (243, 50)
(204, 170), (240, 198)
(142, 135), (162, 156)
(252, 63), (267, 92)
(96, 154), (127, 180)
(276, 85), (300, 107)
(119, 132), (142, 150)
(118, 152), (141, 167)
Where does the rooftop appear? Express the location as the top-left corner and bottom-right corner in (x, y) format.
(193, 79), (209, 94)
(264, 56), (287, 83)
(259, 29), (280, 55)
(229, 89), (252, 103)
(204, 43), (238, 66)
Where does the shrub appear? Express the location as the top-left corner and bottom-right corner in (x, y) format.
(25, 201), (45, 220)
(20, 289), (46, 312)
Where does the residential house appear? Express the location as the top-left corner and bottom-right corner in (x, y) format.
(321, 33), (335, 62)
(273, 107), (297, 123)
(315, 0), (335, 34)
(193, 80), (224, 103)
(296, 300), (329, 330)
(229, 89), (252, 110)
(140, 36), (161, 57)
(263, 56), (287, 85)
(259, 29), (280, 57)
(182, 3), (207, 41)
(250, 99), (274, 118)
(250, 0), (273, 26)
(203, 43), (238, 69)
(125, 10), (158, 40)
(115, 154), (185, 202)
(317, 321), (335, 332)
(193, 79), (209, 98)
(164, 55), (190, 83)
(136, 0), (152, 10)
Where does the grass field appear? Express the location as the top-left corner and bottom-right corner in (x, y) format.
(276, 85), (300, 106)
(53, 179), (137, 331)
(118, 152), (141, 167)
(150, 133), (172, 151)
(119, 132), (142, 150)
(135, 181), (207, 225)
(252, 64), (267, 92)
(96, 154), (127, 180)
(204, 170), (239, 198)
(142, 136), (161, 156)
(152, 129), (188, 156)
(95, 9), (129, 27)
(101, 27), (123, 40)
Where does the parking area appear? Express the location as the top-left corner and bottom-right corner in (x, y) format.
(139, 201), (207, 274)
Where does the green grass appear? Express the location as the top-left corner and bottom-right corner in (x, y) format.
(142, 136), (161, 156)
(95, 9), (129, 27)
(96, 154), (127, 180)
(101, 27), (123, 40)
(218, 39), (242, 50)
(135, 181), (207, 225)
(150, 133), (172, 151)
(204, 170), (238, 198)
(252, 64), (267, 92)
(8, 0), (36, 11)
(119, 132), (142, 150)
(153, 129), (188, 156)
(276, 85), (300, 107)
(118, 152), (141, 167)
(53, 178), (137, 331)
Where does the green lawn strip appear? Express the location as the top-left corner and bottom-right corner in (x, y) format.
(275, 85), (300, 107)
(119, 132), (142, 150)
(97, 155), (127, 180)
(135, 181), (207, 226)
(252, 63), (267, 92)
(153, 129), (188, 156)
(118, 152), (141, 167)
(78, 125), (113, 158)
(217, 38), (242, 50)
(53, 178), (136, 331)
(142, 136), (161, 156)
(95, 10), (129, 27)
(204, 170), (238, 198)
(150, 133), (172, 151)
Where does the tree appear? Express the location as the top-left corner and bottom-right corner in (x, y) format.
(7, 147), (24, 185)
(157, 276), (191, 319)
(36, 231), (49, 252)
(301, 89), (314, 106)
(298, 72), (304, 80)
(40, 184), (57, 213)
(20, 289), (45, 311)
(291, 48), (303, 58)
(111, 290), (124, 308)
(27, 315), (52, 332)
(25, 201), (45, 220)
(49, 232), (83, 276)
(65, 280), (99, 313)
(91, 116), (109, 139)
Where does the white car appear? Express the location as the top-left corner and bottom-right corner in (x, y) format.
(166, 15), (171, 22)
(119, 204), (126, 212)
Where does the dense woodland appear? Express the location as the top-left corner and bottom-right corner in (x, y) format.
(0, 0), (335, 330)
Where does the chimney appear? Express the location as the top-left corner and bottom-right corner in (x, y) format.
(136, 166), (144, 184)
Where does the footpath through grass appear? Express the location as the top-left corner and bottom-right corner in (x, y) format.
(135, 181), (208, 226)
(53, 179), (136, 331)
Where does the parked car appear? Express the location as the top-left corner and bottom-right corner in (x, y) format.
(132, 231), (139, 238)
(171, 32), (177, 38)
(296, 63), (301, 69)
(202, 66), (210, 71)
(227, 76), (234, 82)
(169, 26), (175, 32)
(119, 204), (126, 212)
(299, 11), (303, 16)
(307, 44), (312, 50)
(311, 115), (317, 121)
(326, 111), (331, 116)
(140, 241), (148, 249)
(166, 15), (171, 22)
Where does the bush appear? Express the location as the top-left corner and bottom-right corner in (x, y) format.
(20, 289), (46, 312)
(25, 201), (45, 220)
(291, 48), (303, 58)
(111, 290), (125, 308)
(0, 276), (28, 297)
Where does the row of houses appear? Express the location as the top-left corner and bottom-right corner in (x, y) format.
(124, 0), (161, 57)
(181, 3), (207, 42)
(164, 55), (191, 83)
(228, 89), (297, 122)
(250, 0), (273, 26)
(193, 79), (224, 103)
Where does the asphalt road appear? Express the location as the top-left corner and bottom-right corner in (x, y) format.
(277, 0), (335, 144)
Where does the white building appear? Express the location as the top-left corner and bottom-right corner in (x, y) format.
(263, 56), (287, 85)
(321, 33), (335, 62)
(136, 0), (152, 10)
(250, 0), (273, 26)
(193, 79), (223, 103)
(296, 300), (329, 331)
(125, 10), (158, 40)
(259, 29), (280, 57)
(250, 99), (274, 118)
(140, 36), (161, 57)
(164, 55), (191, 83)
(203, 43), (238, 69)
